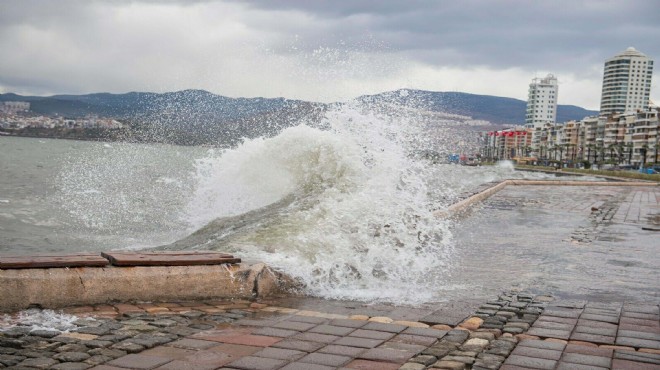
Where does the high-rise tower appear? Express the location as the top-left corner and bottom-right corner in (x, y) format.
(599, 47), (654, 115)
(525, 74), (558, 126)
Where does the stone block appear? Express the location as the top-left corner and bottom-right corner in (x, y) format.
(300, 352), (352, 367)
(616, 336), (660, 349)
(227, 355), (288, 370)
(251, 347), (306, 361)
(504, 354), (557, 370)
(271, 339), (326, 352)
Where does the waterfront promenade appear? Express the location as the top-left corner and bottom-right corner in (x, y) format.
(1, 182), (658, 369)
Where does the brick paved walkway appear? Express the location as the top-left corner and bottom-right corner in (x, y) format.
(2, 295), (657, 369)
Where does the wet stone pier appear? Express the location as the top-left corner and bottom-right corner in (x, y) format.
(1, 293), (659, 370)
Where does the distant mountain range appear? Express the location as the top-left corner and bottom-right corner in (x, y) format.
(0, 89), (598, 145)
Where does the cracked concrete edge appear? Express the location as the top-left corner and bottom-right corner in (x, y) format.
(0, 263), (301, 313)
(434, 178), (657, 219)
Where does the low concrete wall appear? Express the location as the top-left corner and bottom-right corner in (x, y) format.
(0, 263), (299, 313)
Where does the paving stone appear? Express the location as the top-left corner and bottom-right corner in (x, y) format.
(300, 352), (352, 367)
(533, 320), (574, 331)
(399, 363), (426, 370)
(410, 354), (437, 365)
(570, 333), (615, 344)
(391, 334), (437, 346)
(76, 327), (111, 336)
(360, 322), (407, 333)
(611, 359), (660, 369)
(348, 329), (395, 340)
(539, 316), (578, 325)
(16, 357), (59, 368)
(251, 327), (299, 338)
(543, 308), (582, 319)
(28, 330), (61, 338)
(618, 330), (660, 341)
(504, 354), (557, 369)
(616, 336), (660, 349)
(84, 340), (114, 349)
(333, 336), (384, 349)
(565, 344), (613, 357)
(620, 318), (660, 327)
(111, 341), (146, 353)
(555, 362), (608, 370)
(329, 319), (368, 328)
(561, 352), (611, 368)
(527, 327), (571, 340)
(318, 345), (365, 357)
(107, 354), (172, 369)
(292, 332), (340, 344)
(167, 338), (217, 350)
(279, 362), (334, 370)
(622, 305), (658, 315)
(359, 347), (417, 364)
(344, 358), (400, 369)
(431, 359), (467, 369)
(518, 339), (566, 351)
(575, 325), (617, 336)
(419, 314), (465, 327)
(402, 327), (447, 338)
(209, 333), (282, 347)
(54, 351), (91, 362)
(273, 321), (317, 331)
(212, 343), (263, 357)
(251, 347), (306, 361)
(620, 312), (659, 320)
(308, 325), (356, 336)
(618, 324), (660, 334)
(378, 341), (426, 353)
(503, 327), (524, 334)
(614, 349), (660, 364)
(87, 348), (127, 359)
(581, 314), (620, 324)
(227, 355), (288, 370)
(511, 346), (562, 360)
(472, 360), (503, 370)
(286, 315), (327, 324)
(272, 339), (326, 352)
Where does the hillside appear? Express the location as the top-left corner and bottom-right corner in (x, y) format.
(357, 89), (598, 124)
(1, 89), (598, 145)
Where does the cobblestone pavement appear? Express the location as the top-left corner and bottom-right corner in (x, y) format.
(1, 294), (659, 369)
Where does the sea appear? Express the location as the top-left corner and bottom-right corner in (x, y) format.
(2, 102), (624, 306)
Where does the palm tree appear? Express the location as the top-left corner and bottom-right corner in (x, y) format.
(640, 144), (649, 169)
(608, 143), (617, 164)
(586, 144), (595, 165)
(626, 143), (633, 165)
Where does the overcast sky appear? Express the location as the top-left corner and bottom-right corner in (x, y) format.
(1, 0), (659, 110)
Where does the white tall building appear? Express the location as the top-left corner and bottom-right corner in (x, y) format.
(599, 47), (654, 115)
(525, 74), (558, 126)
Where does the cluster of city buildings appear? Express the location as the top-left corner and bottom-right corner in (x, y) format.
(0, 102), (124, 130)
(484, 47), (658, 168)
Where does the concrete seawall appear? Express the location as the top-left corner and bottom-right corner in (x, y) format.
(0, 262), (299, 313)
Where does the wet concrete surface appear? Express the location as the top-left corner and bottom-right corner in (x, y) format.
(448, 185), (659, 304)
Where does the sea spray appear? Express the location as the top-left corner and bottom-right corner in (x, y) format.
(175, 102), (460, 304)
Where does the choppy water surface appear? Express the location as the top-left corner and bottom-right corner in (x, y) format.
(1, 102), (623, 305)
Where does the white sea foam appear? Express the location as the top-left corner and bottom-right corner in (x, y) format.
(181, 102), (460, 304)
(0, 309), (80, 333)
